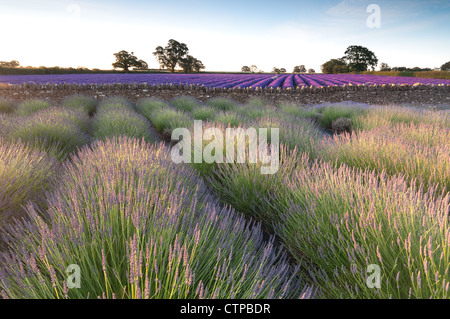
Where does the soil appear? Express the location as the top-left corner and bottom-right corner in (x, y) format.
(1, 84), (449, 109)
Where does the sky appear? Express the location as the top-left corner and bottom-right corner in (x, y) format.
(0, 0), (449, 72)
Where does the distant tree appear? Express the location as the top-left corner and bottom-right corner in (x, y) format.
(293, 65), (306, 73)
(279, 68), (286, 73)
(321, 58), (348, 74)
(179, 55), (205, 73)
(179, 55), (196, 73)
(112, 50), (146, 72)
(250, 65), (258, 73)
(193, 59), (205, 73)
(241, 66), (251, 73)
(136, 60), (149, 70)
(272, 67), (280, 74)
(441, 61), (450, 71)
(153, 39), (189, 73)
(0, 60), (20, 68)
(343, 45), (378, 72)
(380, 62), (391, 71)
(392, 66), (407, 72)
(308, 68), (316, 74)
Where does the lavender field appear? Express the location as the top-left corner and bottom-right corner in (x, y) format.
(1, 73), (450, 89)
(0, 94), (449, 300)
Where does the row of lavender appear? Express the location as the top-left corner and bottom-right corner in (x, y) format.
(134, 96), (450, 299)
(1, 95), (449, 299)
(1, 73), (450, 89)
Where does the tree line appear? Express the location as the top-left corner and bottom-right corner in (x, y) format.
(320, 45), (449, 74)
(2, 42), (449, 74)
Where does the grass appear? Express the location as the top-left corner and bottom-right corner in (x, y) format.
(0, 138), (57, 226)
(16, 99), (51, 116)
(0, 137), (313, 299)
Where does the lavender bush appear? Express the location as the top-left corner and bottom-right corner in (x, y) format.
(62, 95), (98, 115)
(0, 98), (16, 114)
(16, 99), (51, 116)
(6, 111), (91, 161)
(319, 122), (450, 193)
(272, 158), (450, 299)
(93, 104), (156, 143)
(170, 96), (202, 112)
(0, 138), (57, 226)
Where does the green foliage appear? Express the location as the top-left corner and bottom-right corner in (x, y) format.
(441, 61), (450, 71)
(215, 111), (245, 127)
(150, 108), (192, 136)
(112, 50), (147, 72)
(206, 98), (237, 111)
(293, 65), (306, 73)
(7, 113), (90, 161)
(318, 105), (368, 129)
(153, 39), (190, 73)
(343, 45), (378, 72)
(170, 96), (202, 112)
(179, 55), (205, 73)
(93, 108), (155, 143)
(135, 97), (170, 119)
(321, 59), (349, 74)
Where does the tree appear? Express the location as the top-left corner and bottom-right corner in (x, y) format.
(153, 39), (189, 73)
(193, 59), (205, 73)
(441, 61), (450, 71)
(308, 68), (316, 74)
(293, 65), (306, 73)
(175, 55), (205, 73)
(250, 65), (258, 73)
(321, 59), (348, 74)
(272, 67), (280, 74)
(112, 50), (146, 72)
(241, 66), (251, 73)
(279, 68), (286, 74)
(343, 45), (378, 72)
(380, 62), (391, 71)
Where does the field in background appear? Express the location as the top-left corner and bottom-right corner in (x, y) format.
(1, 73), (450, 89)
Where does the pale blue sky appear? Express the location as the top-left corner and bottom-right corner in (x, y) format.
(0, 0), (448, 72)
